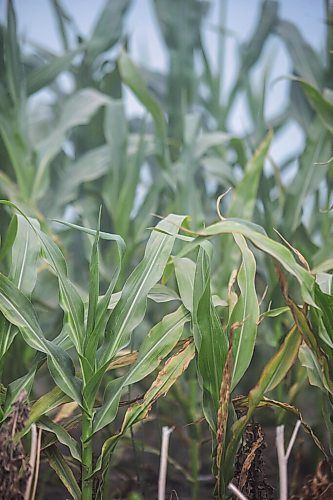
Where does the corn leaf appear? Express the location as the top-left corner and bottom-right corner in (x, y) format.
(173, 257), (196, 312)
(0, 273), (81, 404)
(118, 51), (169, 168)
(98, 214), (187, 366)
(38, 415), (81, 462)
(26, 44), (86, 95)
(195, 219), (315, 305)
(230, 234), (259, 390)
(45, 445), (81, 500)
(92, 340), (195, 478)
(92, 305), (190, 432)
(33, 89), (112, 200)
(221, 325), (302, 487)
(193, 243), (228, 432)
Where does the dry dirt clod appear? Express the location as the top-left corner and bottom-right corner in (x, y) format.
(233, 421), (274, 500)
(293, 459), (333, 500)
(0, 392), (31, 500)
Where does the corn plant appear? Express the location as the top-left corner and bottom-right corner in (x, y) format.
(0, 202), (198, 498)
(152, 205), (331, 498)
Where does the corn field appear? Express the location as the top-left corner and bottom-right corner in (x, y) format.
(0, 0), (332, 499)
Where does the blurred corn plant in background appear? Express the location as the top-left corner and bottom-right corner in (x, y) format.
(0, 0), (332, 498)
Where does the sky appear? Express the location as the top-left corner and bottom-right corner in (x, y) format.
(0, 0), (327, 165)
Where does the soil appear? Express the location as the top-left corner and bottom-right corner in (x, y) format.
(1, 403), (333, 499)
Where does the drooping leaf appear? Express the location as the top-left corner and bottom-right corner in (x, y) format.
(191, 219), (315, 306)
(92, 305), (190, 432)
(92, 340), (195, 478)
(16, 386), (69, 439)
(45, 445), (81, 500)
(0, 273), (81, 404)
(38, 415), (81, 462)
(0, 214), (40, 359)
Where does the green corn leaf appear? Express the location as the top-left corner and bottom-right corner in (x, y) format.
(4, 324), (74, 423)
(0, 312), (17, 361)
(98, 214), (187, 367)
(0, 214), (17, 262)
(5, 0), (23, 107)
(92, 305), (190, 433)
(297, 80), (333, 133)
(173, 257), (196, 312)
(86, 213), (101, 344)
(193, 219), (315, 306)
(39, 231), (85, 354)
(1, 367), (36, 421)
(275, 20), (324, 87)
(299, 344), (326, 391)
(10, 214), (40, 295)
(219, 129), (272, 285)
(47, 343), (82, 405)
(193, 243), (228, 432)
(106, 284), (181, 312)
(16, 386), (70, 439)
(230, 234), (259, 390)
(118, 50), (169, 169)
(125, 305), (190, 386)
(0, 272), (81, 404)
(133, 187), (159, 242)
(228, 130), (273, 220)
(148, 284), (180, 303)
(27, 44), (86, 95)
(240, 0), (278, 73)
(118, 50), (166, 142)
(0, 214), (40, 359)
(0, 201), (87, 354)
(45, 445), (81, 500)
(38, 415), (81, 462)
(116, 126), (146, 237)
(261, 306), (290, 318)
(314, 283), (333, 346)
(84, 0), (130, 62)
(41, 414), (82, 452)
(283, 120), (331, 232)
(33, 89), (112, 200)
(259, 326), (302, 394)
(104, 100), (127, 216)
(52, 218), (126, 363)
(51, 219), (126, 252)
(55, 145), (110, 209)
(0, 271), (51, 353)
